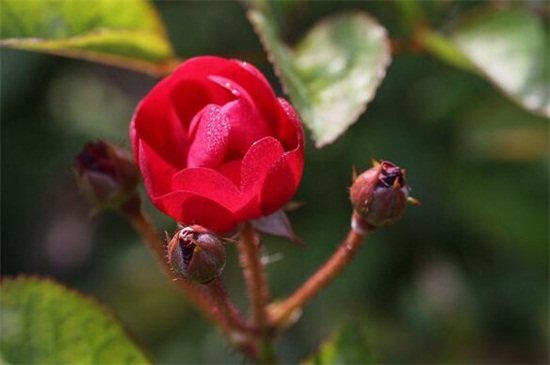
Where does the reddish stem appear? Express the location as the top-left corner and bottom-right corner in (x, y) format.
(124, 209), (221, 322)
(268, 228), (367, 328)
(123, 204), (259, 360)
(207, 278), (256, 334)
(206, 278), (260, 359)
(238, 224), (270, 327)
(237, 223), (280, 364)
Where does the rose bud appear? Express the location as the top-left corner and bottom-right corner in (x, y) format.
(167, 225), (226, 284)
(350, 160), (419, 231)
(130, 56), (304, 233)
(74, 141), (140, 212)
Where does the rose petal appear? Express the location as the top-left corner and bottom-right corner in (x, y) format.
(186, 104), (231, 168)
(170, 78), (232, 129)
(171, 167), (244, 212)
(274, 98), (303, 151)
(154, 191), (237, 232)
(173, 57), (280, 131)
(240, 136), (285, 193)
(237, 60), (276, 96)
(131, 79), (188, 169)
(217, 160), (242, 186)
(219, 97), (271, 154)
(259, 148), (304, 215)
(130, 56), (306, 232)
(138, 140), (178, 198)
(234, 60), (281, 127)
(209, 73), (271, 115)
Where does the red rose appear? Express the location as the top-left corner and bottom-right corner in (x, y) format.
(130, 56), (304, 232)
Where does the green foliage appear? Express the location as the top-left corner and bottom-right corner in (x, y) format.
(304, 322), (380, 364)
(248, 3), (391, 147)
(451, 8), (549, 117)
(1, 1), (548, 363)
(0, 277), (152, 364)
(416, 30), (476, 72)
(0, 0), (175, 76)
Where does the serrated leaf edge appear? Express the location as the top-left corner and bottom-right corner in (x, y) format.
(0, 275), (154, 364)
(247, 8), (392, 147)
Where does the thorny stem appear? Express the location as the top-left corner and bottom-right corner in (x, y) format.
(239, 224), (270, 327)
(268, 228), (367, 329)
(123, 194), (370, 363)
(206, 278), (260, 360)
(238, 223), (280, 364)
(123, 209), (215, 317)
(207, 278), (256, 334)
(120, 197), (259, 360)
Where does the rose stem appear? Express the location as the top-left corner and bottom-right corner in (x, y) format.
(206, 277), (257, 334)
(205, 278), (264, 360)
(120, 197), (258, 359)
(268, 226), (368, 329)
(238, 223), (280, 364)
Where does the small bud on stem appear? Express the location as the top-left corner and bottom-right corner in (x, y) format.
(74, 141), (140, 212)
(167, 225), (226, 284)
(350, 160), (418, 231)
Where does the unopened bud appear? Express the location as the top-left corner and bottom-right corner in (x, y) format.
(74, 141), (140, 212)
(350, 160), (418, 231)
(167, 225), (226, 284)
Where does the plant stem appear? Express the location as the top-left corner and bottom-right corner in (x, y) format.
(122, 204), (266, 360)
(239, 224), (270, 327)
(120, 194), (268, 362)
(206, 278), (260, 359)
(121, 200), (259, 358)
(268, 228), (367, 329)
(238, 223), (280, 364)
(123, 207), (218, 321)
(207, 278), (256, 333)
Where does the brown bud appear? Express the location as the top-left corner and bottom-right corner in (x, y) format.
(350, 160), (417, 231)
(167, 225), (226, 284)
(74, 141), (140, 212)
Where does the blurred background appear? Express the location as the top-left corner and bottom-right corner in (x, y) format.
(2, 1), (548, 363)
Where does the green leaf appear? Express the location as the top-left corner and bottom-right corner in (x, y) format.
(0, 276), (152, 364)
(303, 322), (380, 364)
(0, 0), (176, 76)
(248, 6), (391, 147)
(450, 8), (550, 117)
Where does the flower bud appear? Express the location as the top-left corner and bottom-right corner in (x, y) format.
(74, 141), (140, 212)
(167, 225), (226, 284)
(350, 160), (417, 231)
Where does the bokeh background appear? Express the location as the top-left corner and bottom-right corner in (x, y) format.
(2, 1), (548, 363)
